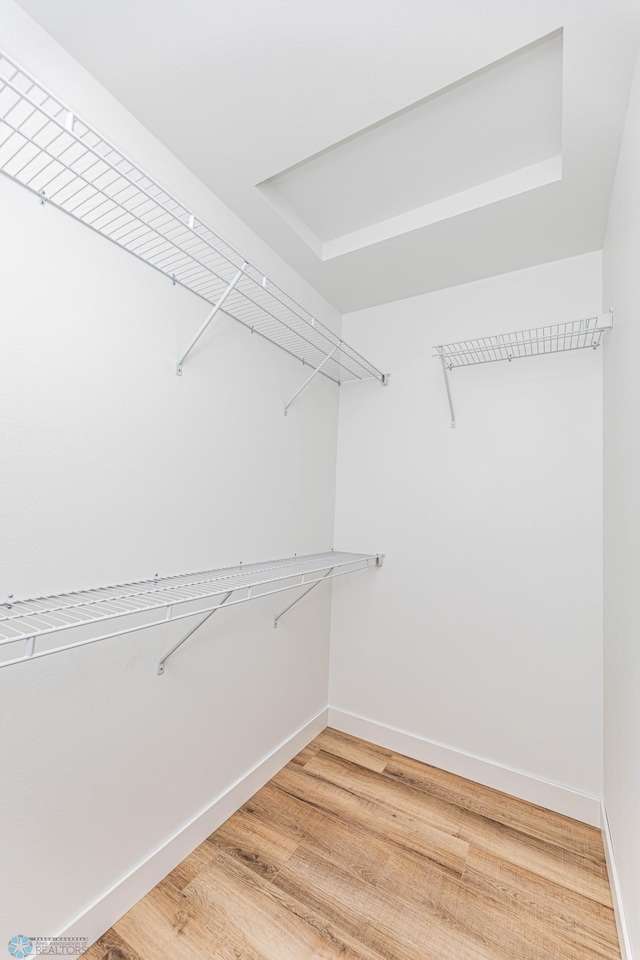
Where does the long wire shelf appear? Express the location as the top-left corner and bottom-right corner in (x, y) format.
(433, 313), (613, 428)
(0, 51), (387, 391)
(0, 551), (383, 673)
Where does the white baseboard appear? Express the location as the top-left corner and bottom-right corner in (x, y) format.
(59, 707), (328, 952)
(328, 708), (602, 827)
(601, 801), (634, 960)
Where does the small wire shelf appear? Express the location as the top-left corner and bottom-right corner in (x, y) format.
(434, 315), (612, 369)
(0, 551), (382, 671)
(433, 313), (613, 427)
(0, 51), (386, 387)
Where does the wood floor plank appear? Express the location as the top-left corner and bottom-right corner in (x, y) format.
(459, 845), (621, 960)
(289, 740), (322, 767)
(269, 842), (373, 941)
(271, 841), (489, 960)
(367, 846), (512, 960)
(242, 780), (393, 885)
(304, 748), (611, 907)
(466, 809), (611, 908)
(273, 757), (469, 878)
(375, 843), (618, 960)
(160, 836), (219, 894)
(90, 728), (622, 960)
(82, 928), (146, 960)
(183, 848), (386, 960)
(207, 805), (299, 880)
(383, 751), (605, 862)
(113, 882), (218, 960)
(313, 727), (393, 772)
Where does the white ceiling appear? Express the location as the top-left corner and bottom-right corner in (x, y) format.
(259, 32), (563, 256)
(12, 0), (640, 313)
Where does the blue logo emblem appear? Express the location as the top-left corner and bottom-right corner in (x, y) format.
(8, 937), (33, 959)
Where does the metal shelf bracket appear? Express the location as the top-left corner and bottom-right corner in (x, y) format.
(157, 591), (232, 674)
(437, 354), (456, 429)
(176, 265), (246, 375)
(284, 345), (339, 415)
(273, 567), (334, 627)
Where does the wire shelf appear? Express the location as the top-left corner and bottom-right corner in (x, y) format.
(432, 313), (612, 428)
(0, 51), (385, 387)
(434, 314), (612, 369)
(0, 551), (382, 670)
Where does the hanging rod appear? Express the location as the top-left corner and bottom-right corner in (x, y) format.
(0, 551), (383, 673)
(0, 51), (389, 393)
(433, 312), (613, 428)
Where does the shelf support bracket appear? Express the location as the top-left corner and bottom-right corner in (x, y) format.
(284, 346), (339, 415)
(176, 264), (247, 375)
(439, 356), (456, 429)
(157, 591), (233, 675)
(274, 567), (334, 628)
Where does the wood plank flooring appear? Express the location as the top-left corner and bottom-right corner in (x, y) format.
(84, 728), (620, 960)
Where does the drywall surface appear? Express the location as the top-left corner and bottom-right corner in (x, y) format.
(0, 0), (342, 940)
(332, 252), (603, 801)
(602, 42), (640, 960)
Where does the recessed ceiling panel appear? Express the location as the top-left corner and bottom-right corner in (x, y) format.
(259, 31), (563, 257)
(12, 0), (638, 312)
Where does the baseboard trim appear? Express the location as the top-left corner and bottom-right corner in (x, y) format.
(601, 801), (634, 960)
(60, 707), (328, 951)
(328, 708), (601, 826)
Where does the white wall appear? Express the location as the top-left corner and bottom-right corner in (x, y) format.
(0, 0), (341, 941)
(602, 42), (640, 960)
(331, 252), (604, 810)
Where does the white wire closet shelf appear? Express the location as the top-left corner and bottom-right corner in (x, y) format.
(0, 551), (382, 673)
(433, 312), (613, 428)
(0, 51), (388, 396)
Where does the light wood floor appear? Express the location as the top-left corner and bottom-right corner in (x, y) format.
(84, 728), (620, 960)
